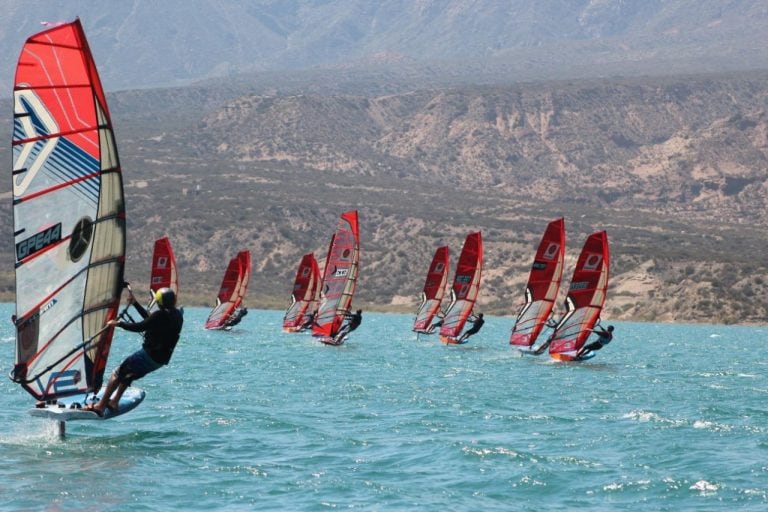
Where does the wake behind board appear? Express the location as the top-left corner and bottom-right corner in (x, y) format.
(29, 386), (145, 421)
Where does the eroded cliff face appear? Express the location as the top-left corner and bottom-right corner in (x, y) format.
(197, 75), (768, 224)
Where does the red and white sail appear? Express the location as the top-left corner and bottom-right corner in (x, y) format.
(312, 210), (360, 344)
(413, 246), (450, 333)
(283, 253), (320, 332)
(440, 232), (483, 342)
(510, 218), (565, 349)
(548, 231), (610, 361)
(205, 250), (251, 330)
(148, 236), (178, 309)
(235, 250), (251, 308)
(11, 19), (126, 400)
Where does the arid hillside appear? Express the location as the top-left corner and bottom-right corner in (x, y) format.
(193, 74), (768, 224)
(1, 71), (767, 324)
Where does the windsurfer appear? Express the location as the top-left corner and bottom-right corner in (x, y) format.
(576, 325), (614, 358)
(226, 307), (248, 327)
(300, 311), (317, 331)
(457, 313), (484, 344)
(426, 314), (444, 334)
(424, 311), (445, 334)
(335, 309), (362, 342)
(85, 287), (183, 416)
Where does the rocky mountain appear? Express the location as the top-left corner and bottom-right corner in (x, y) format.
(2, 69), (766, 324)
(0, 0), (766, 91)
(193, 73), (768, 225)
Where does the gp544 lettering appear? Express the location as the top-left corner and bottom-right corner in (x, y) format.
(16, 223), (62, 261)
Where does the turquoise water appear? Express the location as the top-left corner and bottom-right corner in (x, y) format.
(1, 305), (767, 511)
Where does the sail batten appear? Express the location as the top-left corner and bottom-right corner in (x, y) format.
(11, 19), (126, 400)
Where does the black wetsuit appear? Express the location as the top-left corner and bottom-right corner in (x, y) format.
(117, 302), (183, 366)
(300, 318), (313, 330)
(427, 319), (444, 334)
(463, 316), (484, 336)
(226, 308), (247, 327)
(347, 312), (362, 331)
(336, 311), (362, 340)
(458, 315), (485, 343)
(582, 329), (613, 353)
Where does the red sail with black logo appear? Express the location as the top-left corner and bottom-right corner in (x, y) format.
(283, 252), (320, 332)
(413, 246), (450, 334)
(205, 250), (250, 330)
(510, 219), (565, 350)
(148, 237), (179, 310)
(548, 231), (610, 361)
(439, 232), (482, 343)
(312, 211), (360, 345)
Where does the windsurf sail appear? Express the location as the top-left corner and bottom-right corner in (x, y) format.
(283, 252), (320, 332)
(413, 246), (450, 333)
(10, 19), (126, 401)
(312, 210), (360, 344)
(235, 250), (251, 309)
(439, 232), (483, 341)
(148, 236), (178, 310)
(510, 218), (565, 349)
(204, 250), (251, 329)
(548, 231), (610, 361)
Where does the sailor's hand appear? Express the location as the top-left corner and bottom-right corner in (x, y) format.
(107, 319), (118, 326)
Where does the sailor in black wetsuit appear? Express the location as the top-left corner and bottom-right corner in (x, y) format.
(225, 307), (248, 327)
(457, 313), (484, 344)
(425, 314), (444, 334)
(577, 325), (614, 358)
(85, 287), (183, 416)
(335, 309), (362, 342)
(300, 310), (317, 331)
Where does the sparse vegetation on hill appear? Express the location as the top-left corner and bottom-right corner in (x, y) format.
(0, 71), (767, 324)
